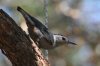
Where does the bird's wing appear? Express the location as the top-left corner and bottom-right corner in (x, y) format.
(29, 13), (54, 44)
(41, 29), (54, 44)
(17, 7), (54, 44)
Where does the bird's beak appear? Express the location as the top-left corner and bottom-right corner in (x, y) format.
(67, 40), (77, 45)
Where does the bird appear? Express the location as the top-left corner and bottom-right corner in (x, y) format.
(17, 6), (77, 49)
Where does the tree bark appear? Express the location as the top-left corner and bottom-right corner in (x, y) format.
(0, 9), (50, 66)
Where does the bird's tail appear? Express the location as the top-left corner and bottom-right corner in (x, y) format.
(17, 6), (35, 26)
(17, 6), (47, 30)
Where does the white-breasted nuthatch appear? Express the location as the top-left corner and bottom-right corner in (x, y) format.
(17, 7), (76, 49)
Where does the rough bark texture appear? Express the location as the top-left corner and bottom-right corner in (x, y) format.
(0, 9), (50, 66)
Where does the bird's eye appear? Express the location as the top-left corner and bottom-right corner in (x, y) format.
(62, 37), (65, 40)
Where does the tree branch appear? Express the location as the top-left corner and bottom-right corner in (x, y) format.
(0, 9), (50, 66)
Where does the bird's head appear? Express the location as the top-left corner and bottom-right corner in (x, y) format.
(53, 34), (77, 46)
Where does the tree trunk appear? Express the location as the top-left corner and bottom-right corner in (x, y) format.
(0, 9), (50, 66)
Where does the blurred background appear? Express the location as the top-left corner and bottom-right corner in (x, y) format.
(0, 0), (100, 66)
